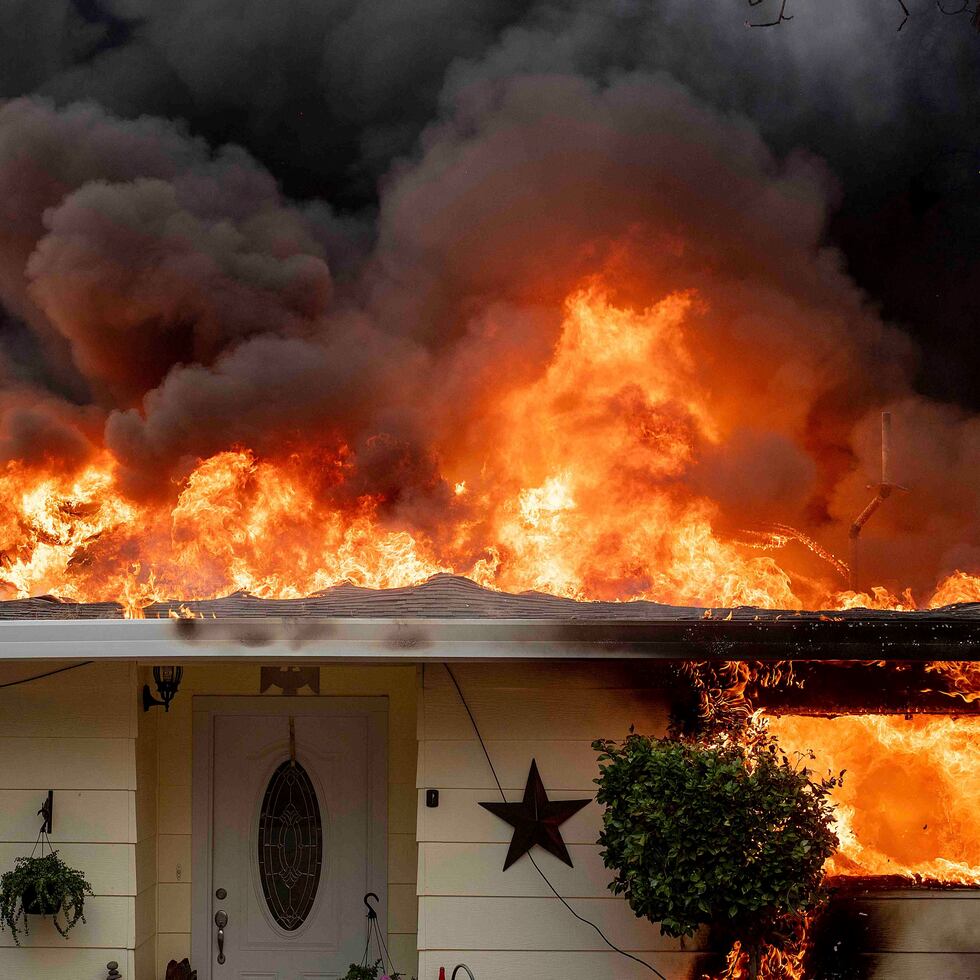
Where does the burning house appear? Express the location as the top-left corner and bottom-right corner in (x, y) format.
(1, 145), (979, 974)
(1, 2), (980, 979)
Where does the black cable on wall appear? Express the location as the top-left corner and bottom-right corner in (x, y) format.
(441, 663), (669, 980)
(0, 660), (93, 689)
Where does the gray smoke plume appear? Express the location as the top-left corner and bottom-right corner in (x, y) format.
(0, 0), (977, 595)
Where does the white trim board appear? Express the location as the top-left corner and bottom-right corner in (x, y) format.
(0, 616), (973, 662)
(0, 618), (672, 660)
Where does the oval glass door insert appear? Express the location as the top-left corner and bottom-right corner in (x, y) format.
(256, 760), (323, 930)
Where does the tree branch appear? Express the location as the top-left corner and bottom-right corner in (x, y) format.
(746, 0), (794, 28)
(747, 0), (980, 31)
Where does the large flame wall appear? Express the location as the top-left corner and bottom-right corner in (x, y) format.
(0, 284), (977, 614)
(771, 714), (980, 885)
(1, 88), (979, 612)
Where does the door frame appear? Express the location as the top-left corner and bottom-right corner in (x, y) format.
(191, 696), (388, 980)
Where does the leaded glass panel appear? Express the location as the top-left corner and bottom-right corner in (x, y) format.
(256, 760), (323, 931)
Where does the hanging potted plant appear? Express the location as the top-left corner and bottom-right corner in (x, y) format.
(0, 850), (93, 946)
(340, 959), (414, 980)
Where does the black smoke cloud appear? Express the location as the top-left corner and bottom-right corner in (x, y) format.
(1, 1), (977, 405)
(0, 1), (976, 593)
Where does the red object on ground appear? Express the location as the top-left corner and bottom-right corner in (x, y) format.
(438, 969), (446, 980)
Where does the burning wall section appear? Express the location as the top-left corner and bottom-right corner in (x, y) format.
(679, 658), (980, 888)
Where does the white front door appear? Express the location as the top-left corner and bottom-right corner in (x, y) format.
(192, 698), (387, 980)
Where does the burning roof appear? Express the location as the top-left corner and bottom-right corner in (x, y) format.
(1, 573), (978, 663)
(0, 189), (978, 617)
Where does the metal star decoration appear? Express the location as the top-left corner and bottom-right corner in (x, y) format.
(479, 759), (591, 870)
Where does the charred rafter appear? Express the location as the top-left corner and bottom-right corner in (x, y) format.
(660, 659), (980, 731)
(743, 659), (980, 716)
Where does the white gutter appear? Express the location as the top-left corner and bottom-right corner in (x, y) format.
(0, 617), (663, 662)
(0, 614), (976, 662)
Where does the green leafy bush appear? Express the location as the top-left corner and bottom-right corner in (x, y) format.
(593, 726), (841, 974)
(0, 851), (94, 946)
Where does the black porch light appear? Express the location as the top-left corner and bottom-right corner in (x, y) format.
(142, 666), (183, 712)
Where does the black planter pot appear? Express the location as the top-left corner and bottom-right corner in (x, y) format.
(22, 884), (61, 917)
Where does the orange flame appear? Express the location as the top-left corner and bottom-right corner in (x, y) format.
(0, 282), (976, 615)
(716, 926), (808, 980)
(706, 710), (980, 979)
(927, 570), (980, 607)
(770, 714), (980, 885)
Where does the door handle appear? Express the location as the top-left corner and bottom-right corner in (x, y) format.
(214, 909), (228, 965)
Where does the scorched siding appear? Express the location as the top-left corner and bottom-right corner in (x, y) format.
(415, 661), (980, 980)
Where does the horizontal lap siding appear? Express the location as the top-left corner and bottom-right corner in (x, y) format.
(416, 662), (980, 980)
(420, 895), (700, 952)
(0, 736), (135, 789)
(0, 843), (135, 896)
(419, 681), (667, 741)
(856, 954), (980, 979)
(417, 662), (673, 980)
(420, 842), (617, 898)
(0, 896), (134, 948)
(0, 661), (138, 979)
(859, 894), (980, 952)
(420, 790), (603, 844)
(0, 947), (136, 980)
(419, 738), (601, 790)
(0, 790), (136, 843)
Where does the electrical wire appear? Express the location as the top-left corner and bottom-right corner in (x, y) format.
(0, 661), (93, 689)
(442, 664), (669, 980)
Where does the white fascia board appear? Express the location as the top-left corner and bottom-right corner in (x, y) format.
(0, 617), (663, 662)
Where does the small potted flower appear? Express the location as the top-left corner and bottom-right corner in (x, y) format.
(0, 850), (94, 946)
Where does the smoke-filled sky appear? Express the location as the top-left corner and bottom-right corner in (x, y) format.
(0, 0), (978, 599)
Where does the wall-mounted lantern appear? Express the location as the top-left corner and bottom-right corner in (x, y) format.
(143, 666), (183, 712)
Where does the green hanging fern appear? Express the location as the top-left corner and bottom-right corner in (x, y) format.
(0, 851), (94, 946)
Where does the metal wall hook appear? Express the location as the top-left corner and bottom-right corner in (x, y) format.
(38, 790), (53, 835)
(363, 892), (379, 920)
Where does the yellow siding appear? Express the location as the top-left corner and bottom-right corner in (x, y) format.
(416, 663), (980, 980)
(416, 661), (675, 980)
(0, 947), (136, 980)
(0, 661), (139, 980)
